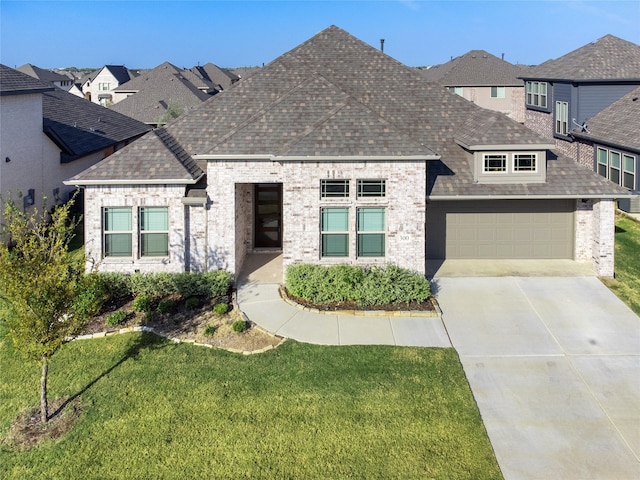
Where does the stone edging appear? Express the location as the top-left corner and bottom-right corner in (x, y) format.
(66, 324), (287, 356)
(278, 286), (441, 318)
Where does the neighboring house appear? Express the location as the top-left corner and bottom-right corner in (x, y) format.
(82, 65), (137, 106)
(66, 26), (629, 280)
(0, 65), (152, 215)
(570, 86), (640, 212)
(110, 61), (216, 126)
(16, 63), (74, 90)
(190, 63), (239, 91)
(420, 50), (527, 123)
(520, 35), (640, 163)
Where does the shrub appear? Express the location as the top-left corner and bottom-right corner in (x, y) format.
(127, 271), (231, 298)
(185, 297), (200, 310)
(97, 272), (132, 299)
(106, 310), (127, 326)
(203, 325), (217, 336)
(132, 294), (152, 313)
(73, 273), (107, 318)
(213, 303), (229, 315)
(285, 263), (431, 307)
(157, 298), (177, 314)
(232, 320), (247, 333)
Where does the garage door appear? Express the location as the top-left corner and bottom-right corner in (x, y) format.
(426, 200), (574, 259)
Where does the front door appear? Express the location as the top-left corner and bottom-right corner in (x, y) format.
(254, 183), (282, 248)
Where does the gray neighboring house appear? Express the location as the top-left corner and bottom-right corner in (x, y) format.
(190, 63), (239, 91)
(16, 63), (74, 90)
(520, 34), (640, 204)
(420, 50), (528, 123)
(110, 62), (216, 126)
(66, 26), (630, 279)
(1, 64), (151, 214)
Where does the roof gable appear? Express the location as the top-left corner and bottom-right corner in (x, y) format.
(0, 64), (54, 96)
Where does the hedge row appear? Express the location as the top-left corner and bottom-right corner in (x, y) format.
(285, 264), (430, 307)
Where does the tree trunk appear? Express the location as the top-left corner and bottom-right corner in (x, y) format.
(40, 355), (48, 423)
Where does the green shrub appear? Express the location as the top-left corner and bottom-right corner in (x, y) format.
(73, 273), (107, 318)
(203, 325), (217, 336)
(185, 297), (200, 310)
(157, 298), (177, 314)
(232, 320), (247, 333)
(106, 310), (127, 326)
(127, 271), (231, 298)
(285, 263), (431, 307)
(97, 272), (132, 299)
(132, 294), (152, 313)
(213, 303), (229, 315)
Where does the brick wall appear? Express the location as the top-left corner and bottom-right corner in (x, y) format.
(592, 198), (615, 277)
(525, 109), (554, 141)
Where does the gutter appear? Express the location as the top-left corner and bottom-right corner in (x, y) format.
(193, 154), (441, 162)
(63, 172), (204, 187)
(427, 193), (635, 201)
(570, 133), (640, 155)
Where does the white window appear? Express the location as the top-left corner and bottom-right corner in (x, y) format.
(103, 207), (132, 257)
(449, 86), (463, 96)
(526, 81), (547, 108)
(357, 179), (386, 198)
(555, 101), (568, 135)
(514, 154), (537, 172)
(483, 154), (507, 173)
(597, 147), (637, 190)
(321, 208), (349, 257)
(139, 207), (169, 257)
(99, 82), (110, 91)
(357, 207), (386, 257)
(491, 86), (505, 98)
(321, 179), (349, 198)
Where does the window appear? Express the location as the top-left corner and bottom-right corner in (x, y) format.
(623, 155), (636, 190)
(357, 208), (385, 257)
(99, 82), (110, 91)
(321, 179), (349, 198)
(597, 147), (637, 190)
(449, 86), (463, 96)
(491, 86), (505, 98)
(555, 101), (568, 135)
(103, 207), (132, 257)
(139, 207), (169, 257)
(483, 154), (507, 172)
(357, 179), (386, 198)
(514, 154), (536, 172)
(526, 81), (547, 108)
(321, 208), (349, 257)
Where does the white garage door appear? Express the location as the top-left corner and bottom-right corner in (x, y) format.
(426, 200), (574, 259)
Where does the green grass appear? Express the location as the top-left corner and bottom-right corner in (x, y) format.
(0, 333), (502, 479)
(602, 215), (640, 316)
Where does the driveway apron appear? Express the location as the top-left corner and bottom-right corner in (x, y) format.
(435, 276), (640, 480)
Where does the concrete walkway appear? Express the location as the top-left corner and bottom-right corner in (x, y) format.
(236, 282), (450, 347)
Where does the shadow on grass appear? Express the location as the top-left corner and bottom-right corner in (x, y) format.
(51, 332), (167, 419)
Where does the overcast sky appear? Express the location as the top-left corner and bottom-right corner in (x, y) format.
(1, 0), (639, 70)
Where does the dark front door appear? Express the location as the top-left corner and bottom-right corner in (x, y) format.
(254, 183), (282, 248)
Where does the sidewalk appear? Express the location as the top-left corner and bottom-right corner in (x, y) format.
(236, 282), (451, 348)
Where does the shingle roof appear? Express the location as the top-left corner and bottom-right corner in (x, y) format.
(68, 26), (628, 197)
(0, 64), (54, 95)
(571, 86), (640, 153)
(522, 35), (640, 82)
(104, 65), (134, 85)
(191, 63), (239, 91)
(420, 50), (526, 86)
(110, 62), (214, 124)
(42, 87), (152, 161)
(16, 63), (71, 84)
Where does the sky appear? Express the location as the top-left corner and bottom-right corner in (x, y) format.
(1, 0), (639, 70)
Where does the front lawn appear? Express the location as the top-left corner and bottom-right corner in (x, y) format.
(0, 334), (502, 479)
(602, 214), (640, 316)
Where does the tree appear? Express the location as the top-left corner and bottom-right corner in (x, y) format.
(0, 195), (85, 423)
(157, 101), (184, 127)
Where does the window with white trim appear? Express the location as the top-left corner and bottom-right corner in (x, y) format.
(321, 208), (349, 257)
(357, 207), (386, 257)
(514, 154), (537, 172)
(357, 179), (386, 198)
(321, 179), (349, 198)
(103, 207), (132, 257)
(491, 86), (505, 98)
(139, 207), (169, 257)
(555, 101), (568, 135)
(483, 154), (507, 173)
(98, 82), (110, 91)
(597, 147), (637, 190)
(526, 81), (547, 108)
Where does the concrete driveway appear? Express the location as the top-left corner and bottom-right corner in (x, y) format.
(435, 276), (640, 480)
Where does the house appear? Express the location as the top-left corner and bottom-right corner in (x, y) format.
(569, 86), (640, 212)
(520, 35), (640, 163)
(16, 63), (74, 90)
(65, 26), (630, 279)
(0, 65), (152, 214)
(190, 63), (239, 91)
(420, 50), (528, 123)
(110, 62), (216, 126)
(82, 65), (138, 106)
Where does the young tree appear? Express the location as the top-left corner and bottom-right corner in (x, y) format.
(0, 195), (85, 423)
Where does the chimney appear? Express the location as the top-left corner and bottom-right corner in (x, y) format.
(380, 39), (385, 53)
(501, 53), (505, 61)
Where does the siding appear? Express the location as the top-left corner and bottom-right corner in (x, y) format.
(577, 84), (637, 123)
